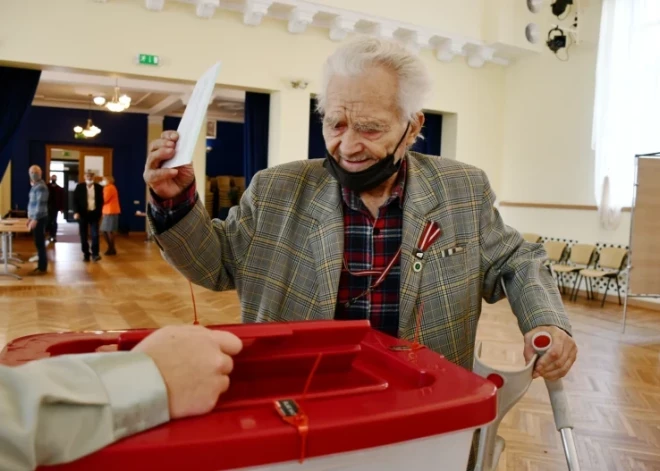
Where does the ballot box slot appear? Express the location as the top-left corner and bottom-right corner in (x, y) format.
(218, 344), (389, 409)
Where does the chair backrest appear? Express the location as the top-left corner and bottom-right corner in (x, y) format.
(598, 247), (628, 270)
(569, 244), (597, 266)
(543, 241), (567, 263)
(522, 233), (542, 243)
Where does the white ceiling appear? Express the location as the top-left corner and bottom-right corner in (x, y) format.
(34, 69), (246, 122)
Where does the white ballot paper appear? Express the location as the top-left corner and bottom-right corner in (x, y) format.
(162, 62), (221, 169)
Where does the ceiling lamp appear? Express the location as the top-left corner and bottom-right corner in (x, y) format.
(93, 96), (107, 106)
(103, 79), (132, 112)
(74, 119), (102, 139)
(74, 95), (102, 139)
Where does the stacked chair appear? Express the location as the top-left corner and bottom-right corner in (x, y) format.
(550, 244), (598, 300)
(524, 233), (629, 308)
(576, 247), (628, 307)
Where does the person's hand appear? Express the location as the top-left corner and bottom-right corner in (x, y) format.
(73, 213), (80, 221)
(27, 219), (37, 230)
(523, 326), (577, 380)
(133, 325), (243, 419)
(144, 131), (195, 199)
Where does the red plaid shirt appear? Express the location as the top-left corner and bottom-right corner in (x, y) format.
(334, 160), (406, 338)
(150, 162), (407, 338)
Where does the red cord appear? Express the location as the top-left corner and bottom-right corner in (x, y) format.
(302, 353), (323, 399)
(298, 353), (322, 463)
(189, 281), (199, 325)
(412, 302), (424, 349)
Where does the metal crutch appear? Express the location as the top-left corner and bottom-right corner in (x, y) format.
(472, 341), (536, 471)
(472, 331), (580, 471)
(531, 331), (581, 471)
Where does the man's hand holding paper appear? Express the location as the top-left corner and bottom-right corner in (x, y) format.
(144, 131), (194, 199)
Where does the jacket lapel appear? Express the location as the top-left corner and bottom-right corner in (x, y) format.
(307, 170), (344, 320)
(398, 154), (444, 337)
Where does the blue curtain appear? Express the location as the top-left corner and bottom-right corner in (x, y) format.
(308, 98), (326, 159)
(243, 92), (270, 186)
(209, 122), (244, 176)
(0, 66), (41, 181)
(411, 112), (442, 156)
(165, 116), (245, 177)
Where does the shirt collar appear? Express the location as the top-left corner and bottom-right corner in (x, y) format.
(341, 156), (407, 212)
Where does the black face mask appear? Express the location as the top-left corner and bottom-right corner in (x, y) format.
(323, 123), (410, 193)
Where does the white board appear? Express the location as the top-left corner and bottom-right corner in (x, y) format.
(84, 155), (104, 177)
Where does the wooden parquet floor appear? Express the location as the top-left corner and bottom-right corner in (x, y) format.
(1, 223), (659, 471)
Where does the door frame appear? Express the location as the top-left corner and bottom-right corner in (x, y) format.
(45, 144), (113, 183)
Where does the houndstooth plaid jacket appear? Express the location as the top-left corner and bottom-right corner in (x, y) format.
(151, 152), (571, 370)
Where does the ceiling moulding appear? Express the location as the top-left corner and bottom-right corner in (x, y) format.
(103, 0), (528, 66)
(243, 0), (273, 26)
(39, 70), (247, 102)
(196, 0), (220, 18)
(145, 0), (164, 12)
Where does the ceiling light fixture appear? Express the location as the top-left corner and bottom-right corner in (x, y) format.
(103, 79), (132, 112)
(74, 95), (102, 139)
(93, 96), (107, 106)
(74, 119), (102, 138)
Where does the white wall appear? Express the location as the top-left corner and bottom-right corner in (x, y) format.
(0, 0), (506, 192)
(498, 206), (631, 245)
(497, 0), (629, 245)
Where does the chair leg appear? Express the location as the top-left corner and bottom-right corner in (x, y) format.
(615, 275), (622, 305)
(601, 279), (609, 308)
(557, 274), (563, 295)
(586, 277), (592, 300)
(571, 274), (580, 301)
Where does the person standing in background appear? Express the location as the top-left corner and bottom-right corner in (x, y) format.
(26, 165), (49, 275)
(47, 175), (65, 242)
(73, 170), (103, 262)
(101, 175), (120, 256)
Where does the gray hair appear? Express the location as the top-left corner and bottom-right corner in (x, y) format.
(316, 35), (432, 122)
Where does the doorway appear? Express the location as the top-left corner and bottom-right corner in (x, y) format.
(45, 145), (113, 222)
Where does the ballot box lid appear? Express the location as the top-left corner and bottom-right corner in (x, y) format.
(1, 320), (497, 471)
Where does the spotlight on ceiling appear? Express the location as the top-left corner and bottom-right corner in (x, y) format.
(551, 0), (573, 18)
(546, 26), (567, 53)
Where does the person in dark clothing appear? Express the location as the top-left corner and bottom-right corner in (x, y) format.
(228, 178), (240, 206)
(73, 170), (104, 262)
(47, 175), (65, 242)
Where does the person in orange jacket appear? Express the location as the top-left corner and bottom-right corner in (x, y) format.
(100, 175), (121, 255)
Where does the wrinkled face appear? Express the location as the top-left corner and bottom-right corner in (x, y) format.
(322, 66), (422, 173)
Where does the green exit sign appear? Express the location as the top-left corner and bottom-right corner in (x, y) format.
(138, 54), (159, 66)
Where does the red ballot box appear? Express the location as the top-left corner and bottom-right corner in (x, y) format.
(0, 321), (497, 471)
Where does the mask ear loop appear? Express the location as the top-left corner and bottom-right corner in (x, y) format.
(391, 122), (411, 158)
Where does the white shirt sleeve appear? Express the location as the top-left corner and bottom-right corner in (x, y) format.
(0, 352), (170, 470)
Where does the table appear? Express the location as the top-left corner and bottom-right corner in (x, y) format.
(0, 219), (30, 280)
(135, 210), (152, 242)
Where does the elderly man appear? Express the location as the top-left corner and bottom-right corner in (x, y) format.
(73, 170), (104, 262)
(144, 37), (576, 381)
(26, 165), (49, 275)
